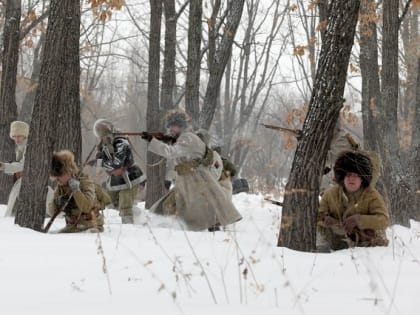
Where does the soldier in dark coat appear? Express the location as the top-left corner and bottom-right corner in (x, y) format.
(316, 151), (389, 251)
(48, 150), (104, 233)
(92, 119), (145, 223)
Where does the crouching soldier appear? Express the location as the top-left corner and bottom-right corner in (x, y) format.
(92, 119), (145, 224)
(48, 150), (104, 233)
(141, 110), (242, 231)
(316, 151), (389, 251)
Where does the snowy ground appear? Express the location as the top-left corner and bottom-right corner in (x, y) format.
(1, 193), (419, 315)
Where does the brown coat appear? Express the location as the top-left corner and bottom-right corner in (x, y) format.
(148, 130), (242, 231)
(48, 175), (104, 232)
(318, 185), (389, 248)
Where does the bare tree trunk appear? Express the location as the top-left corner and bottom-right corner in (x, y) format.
(56, 2), (81, 162)
(19, 32), (45, 123)
(145, 0), (165, 208)
(0, 0), (21, 204)
(185, 0), (202, 127)
(200, 0), (245, 129)
(359, 0), (381, 151)
(14, 0), (81, 231)
(379, 0), (411, 226)
(160, 0), (176, 111)
(412, 57), (420, 219)
(278, 0), (360, 251)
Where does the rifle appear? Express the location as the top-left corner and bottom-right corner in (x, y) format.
(264, 198), (283, 207)
(113, 131), (177, 144)
(261, 123), (302, 138)
(42, 144), (97, 233)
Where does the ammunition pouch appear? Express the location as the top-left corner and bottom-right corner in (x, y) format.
(175, 160), (201, 175)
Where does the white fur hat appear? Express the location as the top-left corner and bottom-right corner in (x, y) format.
(10, 121), (29, 138)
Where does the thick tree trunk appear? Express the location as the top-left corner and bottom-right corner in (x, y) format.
(160, 0), (176, 111)
(19, 32), (45, 124)
(14, 0), (81, 231)
(278, 0), (360, 251)
(0, 0), (21, 204)
(185, 0), (202, 127)
(200, 0), (245, 129)
(56, 2), (81, 162)
(379, 0), (411, 226)
(359, 0), (381, 152)
(145, 0), (165, 208)
(412, 57), (420, 220)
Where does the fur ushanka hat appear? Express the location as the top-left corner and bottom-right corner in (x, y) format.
(50, 150), (79, 177)
(93, 119), (114, 138)
(333, 151), (373, 188)
(10, 121), (29, 139)
(164, 109), (190, 129)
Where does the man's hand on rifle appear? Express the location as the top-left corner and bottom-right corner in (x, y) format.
(141, 132), (153, 142)
(343, 214), (361, 234)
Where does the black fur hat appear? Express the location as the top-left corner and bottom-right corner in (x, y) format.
(164, 109), (190, 128)
(50, 150), (79, 177)
(333, 151), (372, 187)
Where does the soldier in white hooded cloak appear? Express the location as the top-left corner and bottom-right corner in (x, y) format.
(141, 110), (242, 231)
(0, 121), (29, 216)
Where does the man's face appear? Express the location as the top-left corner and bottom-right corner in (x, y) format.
(168, 125), (182, 137)
(12, 135), (26, 145)
(344, 172), (362, 192)
(54, 172), (71, 186)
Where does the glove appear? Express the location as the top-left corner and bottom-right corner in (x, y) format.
(141, 132), (153, 142)
(68, 177), (80, 192)
(323, 215), (339, 227)
(343, 214), (361, 234)
(323, 166), (331, 175)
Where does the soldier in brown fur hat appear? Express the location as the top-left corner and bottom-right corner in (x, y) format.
(0, 121), (29, 216)
(316, 151), (389, 251)
(48, 150), (104, 233)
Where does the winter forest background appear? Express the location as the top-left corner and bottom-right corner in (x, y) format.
(0, 1), (419, 249)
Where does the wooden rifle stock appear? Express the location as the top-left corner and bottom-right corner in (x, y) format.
(113, 131), (176, 144)
(42, 144), (97, 233)
(261, 123), (302, 138)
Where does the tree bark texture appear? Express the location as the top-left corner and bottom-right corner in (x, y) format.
(160, 0), (176, 112)
(146, 0), (166, 208)
(379, 0), (411, 226)
(359, 0), (381, 152)
(200, 0), (245, 129)
(0, 0), (21, 204)
(412, 57), (420, 219)
(19, 32), (45, 123)
(185, 0), (202, 127)
(14, 0), (81, 231)
(278, 0), (360, 251)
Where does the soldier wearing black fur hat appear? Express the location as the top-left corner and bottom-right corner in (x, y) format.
(316, 151), (389, 251)
(48, 150), (104, 233)
(92, 119), (145, 224)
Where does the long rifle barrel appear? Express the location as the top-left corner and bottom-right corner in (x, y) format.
(261, 123), (301, 138)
